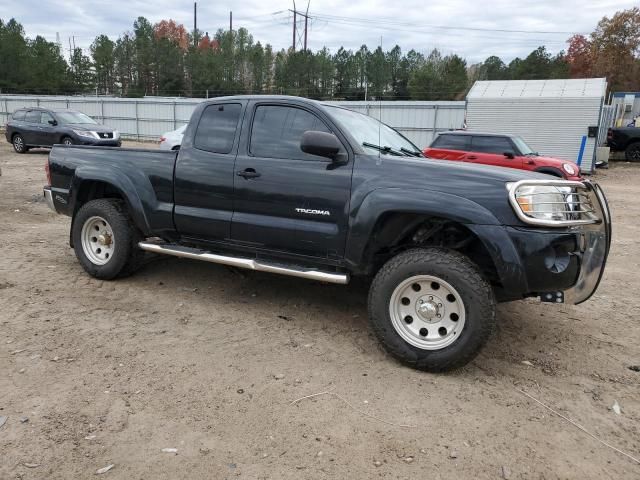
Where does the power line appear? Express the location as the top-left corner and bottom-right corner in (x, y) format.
(308, 13), (585, 35)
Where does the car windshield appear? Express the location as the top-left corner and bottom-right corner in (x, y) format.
(512, 136), (537, 156)
(324, 105), (422, 156)
(55, 111), (97, 125)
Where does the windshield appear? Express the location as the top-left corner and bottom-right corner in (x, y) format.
(512, 136), (537, 156)
(324, 105), (422, 156)
(55, 111), (97, 125)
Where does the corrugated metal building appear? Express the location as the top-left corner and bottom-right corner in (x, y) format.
(466, 78), (607, 173)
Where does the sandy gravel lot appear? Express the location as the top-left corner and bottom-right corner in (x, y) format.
(1, 141), (639, 479)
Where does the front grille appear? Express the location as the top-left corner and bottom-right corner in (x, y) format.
(98, 132), (113, 139)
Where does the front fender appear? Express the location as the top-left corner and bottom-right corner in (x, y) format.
(344, 187), (502, 269)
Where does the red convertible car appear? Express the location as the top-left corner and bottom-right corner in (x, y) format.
(424, 131), (582, 180)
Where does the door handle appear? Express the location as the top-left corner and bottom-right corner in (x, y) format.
(237, 168), (261, 179)
(526, 160), (535, 165)
(466, 155), (477, 160)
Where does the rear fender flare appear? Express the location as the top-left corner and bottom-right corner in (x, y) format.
(70, 166), (151, 235)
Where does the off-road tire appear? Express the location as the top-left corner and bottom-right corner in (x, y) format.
(625, 142), (640, 162)
(72, 199), (144, 279)
(368, 248), (496, 372)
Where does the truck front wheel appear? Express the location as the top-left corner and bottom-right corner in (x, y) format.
(72, 199), (143, 279)
(368, 248), (496, 372)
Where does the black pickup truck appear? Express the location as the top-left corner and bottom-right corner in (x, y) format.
(44, 96), (611, 372)
(607, 126), (640, 161)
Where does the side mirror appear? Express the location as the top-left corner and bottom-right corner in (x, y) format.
(503, 151), (515, 159)
(48, 119), (57, 126)
(300, 130), (341, 160)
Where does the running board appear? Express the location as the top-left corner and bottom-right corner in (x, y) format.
(138, 241), (349, 285)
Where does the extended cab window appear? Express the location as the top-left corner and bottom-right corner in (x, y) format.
(471, 136), (513, 154)
(194, 103), (241, 154)
(250, 105), (331, 161)
(12, 110), (26, 121)
(432, 134), (469, 151)
(25, 111), (40, 123)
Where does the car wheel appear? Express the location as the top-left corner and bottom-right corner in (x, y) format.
(12, 134), (28, 153)
(62, 136), (74, 146)
(368, 248), (496, 372)
(625, 143), (640, 162)
(72, 199), (144, 280)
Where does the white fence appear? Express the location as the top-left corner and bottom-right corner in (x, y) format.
(0, 95), (465, 147)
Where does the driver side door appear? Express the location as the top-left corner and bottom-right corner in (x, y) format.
(231, 102), (353, 260)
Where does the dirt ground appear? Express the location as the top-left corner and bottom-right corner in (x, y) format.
(1, 140), (638, 480)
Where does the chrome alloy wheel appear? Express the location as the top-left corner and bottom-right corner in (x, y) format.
(389, 275), (466, 350)
(13, 135), (24, 152)
(81, 216), (115, 265)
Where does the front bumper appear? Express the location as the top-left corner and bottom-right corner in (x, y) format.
(74, 138), (121, 147)
(470, 181), (611, 305)
(562, 182), (611, 304)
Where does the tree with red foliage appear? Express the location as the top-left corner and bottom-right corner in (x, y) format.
(197, 34), (219, 51)
(566, 34), (593, 78)
(154, 19), (188, 51)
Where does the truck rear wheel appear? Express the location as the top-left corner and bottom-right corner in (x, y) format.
(368, 248), (495, 372)
(72, 199), (143, 279)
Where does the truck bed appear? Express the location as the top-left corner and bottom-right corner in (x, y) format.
(47, 145), (178, 236)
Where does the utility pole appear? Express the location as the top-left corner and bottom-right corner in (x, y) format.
(193, 2), (198, 47)
(290, 1), (311, 52)
(292, 9), (297, 52)
(304, 15), (308, 51)
(229, 11), (233, 32)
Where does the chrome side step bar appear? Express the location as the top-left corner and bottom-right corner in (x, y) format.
(138, 241), (349, 285)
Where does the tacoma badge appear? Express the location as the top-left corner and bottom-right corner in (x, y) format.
(295, 208), (330, 216)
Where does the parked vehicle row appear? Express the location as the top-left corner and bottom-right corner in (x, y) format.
(5, 108), (121, 152)
(43, 95), (611, 372)
(424, 131), (582, 180)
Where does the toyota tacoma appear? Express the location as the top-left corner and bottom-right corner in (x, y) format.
(43, 96), (611, 372)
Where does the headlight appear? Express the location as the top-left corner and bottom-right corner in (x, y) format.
(72, 129), (99, 139)
(507, 180), (598, 226)
(514, 185), (571, 222)
(562, 163), (577, 176)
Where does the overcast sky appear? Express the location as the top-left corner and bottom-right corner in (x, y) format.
(2, 0), (638, 63)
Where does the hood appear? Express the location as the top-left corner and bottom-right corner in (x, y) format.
(64, 123), (113, 133)
(355, 154), (569, 226)
(530, 154), (574, 166)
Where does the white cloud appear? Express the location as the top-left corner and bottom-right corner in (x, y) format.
(2, 0), (637, 62)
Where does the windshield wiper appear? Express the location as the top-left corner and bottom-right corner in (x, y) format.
(362, 142), (406, 156)
(400, 147), (423, 157)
